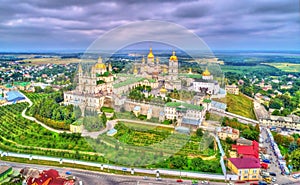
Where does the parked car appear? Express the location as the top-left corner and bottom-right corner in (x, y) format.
(292, 173), (300, 179)
(263, 177), (271, 184)
(262, 159), (270, 164)
(191, 180), (198, 185)
(260, 171), (270, 177)
(269, 172), (276, 176)
(176, 179), (183, 183)
(156, 177), (162, 181)
(258, 181), (267, 185)
(235, 181), (246, 184)
(272, 177), (276, 182)
(261, 163), (268, 169)
(65, 171), (72, 175)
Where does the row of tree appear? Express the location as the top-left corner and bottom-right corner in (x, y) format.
(222, 117), (259, 141)
(28, 92), (80, 129)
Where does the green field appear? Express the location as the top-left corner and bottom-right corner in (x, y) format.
(22, 91), (50, 104)
(0, 100), (220, 173)
(213, 93), (256, 120)
(0, 103), (100, 161)
(220, 64), (278, 74)
(262, 62), (300, 73)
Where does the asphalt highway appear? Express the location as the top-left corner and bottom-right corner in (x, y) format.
(0, 160), (228, 185)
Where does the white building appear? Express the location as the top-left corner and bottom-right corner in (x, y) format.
(260, 115), (300, 131)
(164, 102), (206, 128)
(192, 68), (220, 95)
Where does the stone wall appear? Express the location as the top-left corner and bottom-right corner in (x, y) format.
(124, 100), (164, 117)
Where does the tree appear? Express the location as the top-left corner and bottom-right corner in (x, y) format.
(269, 98), (283, 109)
(169, 155), (187, 169)
(101, 112), (107, 126)
(225, 137), (235, 144)
(205, 112), (211, 120)
(196, 128), (204, 137)
(191, 157), (203, 171)
(272, 109), (280, 116)
(289, 142), (298, 154)
(242, 129), (259, 141)
(44, 86), (54, 93)
(290, 149), (300, 171)
(254, 124), (260, 132)
(297, 138), (300, 147)
(34, 86), (43, 93)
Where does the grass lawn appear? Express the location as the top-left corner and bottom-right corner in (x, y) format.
(207, 113), (223, 122)
(114, 122), (171, 147)
(262, 62), (300, 73)
(213, 93), (256, 120)
(101, 106), (114, 113)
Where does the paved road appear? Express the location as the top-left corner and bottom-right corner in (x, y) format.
(0, 161), (229, 185)
(210, 110), (258, 125)
(260, 127), (299, 185)
(1, 150), (237, 181)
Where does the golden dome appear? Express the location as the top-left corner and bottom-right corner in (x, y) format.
(202, 67), (211, 76)
(163, 66), (168, 73)
(160, 86), (167, 93)
(95, 63), (106, 69)
(169, 51), (178, 61)
(147, 47), (154, 59)
(95, 56), (106, 69)
(133, 66), (138, 74)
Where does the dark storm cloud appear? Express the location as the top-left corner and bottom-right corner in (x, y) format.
(0, 0), (299, 51)
(174, 2), (211, 18)
(250, 1), (299, 14)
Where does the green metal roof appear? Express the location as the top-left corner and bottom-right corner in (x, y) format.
(14, 82), (30, 87)
(113, 77), (156, 88)
(165, 102), (204, 111)
(179, 73), (202, 79)
(203, 99), (212, 103)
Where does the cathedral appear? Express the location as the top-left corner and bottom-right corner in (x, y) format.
(133, 48), (181, 90)
(64, 57), (114, 113)
(192, 67), (221, 95)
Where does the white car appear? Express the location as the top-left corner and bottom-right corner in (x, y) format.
(292, 174), (300, 179)
(143, 176), (149, 180)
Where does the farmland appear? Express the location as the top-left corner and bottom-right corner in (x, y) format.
(262, 62), (300, 73)
(213, 93), (256, 120)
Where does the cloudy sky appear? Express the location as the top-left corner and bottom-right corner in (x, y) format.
(0, 0), (299, 52)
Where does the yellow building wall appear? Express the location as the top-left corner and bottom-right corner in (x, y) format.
(70, 124), (84, 133)
(227, 160), (260, 181)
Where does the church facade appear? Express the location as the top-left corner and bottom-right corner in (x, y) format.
(64, 57), (114, 113)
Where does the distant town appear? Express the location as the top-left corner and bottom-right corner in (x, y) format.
(0, 49), (299, 185)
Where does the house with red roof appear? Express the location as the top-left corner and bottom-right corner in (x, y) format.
(26, 169), (74, 185)
(228, 157), (260, 181)
(232, 140), (259, 158)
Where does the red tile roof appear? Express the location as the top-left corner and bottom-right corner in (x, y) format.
(229, 157), (260, 169)
(233, 140), (259, 158)
(27, 169), (69, 185)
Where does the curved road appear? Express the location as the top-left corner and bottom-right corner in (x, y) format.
(0, 161), (231, 185)
(20, 91), (71, 134)
(16, 92), (238, 181)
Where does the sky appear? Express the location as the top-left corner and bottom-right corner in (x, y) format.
(0, 0), (299, 52)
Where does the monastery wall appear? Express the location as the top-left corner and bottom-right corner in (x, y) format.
(124, 100), (164, 117)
